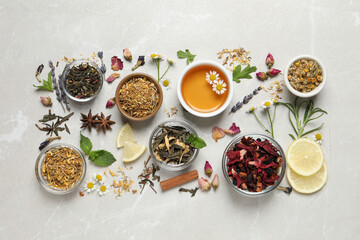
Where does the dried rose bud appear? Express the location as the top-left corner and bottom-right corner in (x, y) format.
(106, 98), (115, 108)
(211, 174), (219, 190)
(40, 96), (52, 107)
(266, 53), (274, 68)
(256, 72), (268, 81)
(204, 161), (213, 177)
(111, 56), (123, 71)
(267, 68), (281, 77)
(123, 48), (132, 61)
(198, 177), (211, 191)
(106, 73), (120, 83)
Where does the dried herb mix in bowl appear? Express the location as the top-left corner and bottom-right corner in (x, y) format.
(152, 125), (196, 165)
(42, 147), (83, 190)
(119, 77), (160, 118)
(226, 136), (283, 192)
(65, 63), (101, 99)
(288, 58), (323, 93)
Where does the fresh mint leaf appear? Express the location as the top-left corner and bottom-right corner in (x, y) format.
(80, 133), (92, 155)
(89, 150), (116, 167)
(232, 65), (257, 83)
(33, 71), (53, 91)
(177, 49), (196, 64)
(186, 133), (206, 149)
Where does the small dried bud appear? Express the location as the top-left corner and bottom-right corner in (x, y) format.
(256, 72), (268, 81)
(266, 53), (274, 68)
(132, 56), (145, 71)
(204, 161), (213, 177)
(123, 48), (132, 61)
(40, 96), (52, 107)
(97, 51), (103, 59)
(198, 177), (211, 191)
(267, 68), (281, 77)
(211, 174), (219, 190)
(106, 98), (115, 108)
(106, 73), (121, 83)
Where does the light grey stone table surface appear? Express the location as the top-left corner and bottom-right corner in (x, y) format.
(0, 0), (359, 239)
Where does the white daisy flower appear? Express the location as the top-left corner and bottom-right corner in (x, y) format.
(261, 100), (272, 109)
(150, 53), (163, 60)
(314, 133), (322, 144)
(167, 58), (174, 65)
(212, 79), (227, 95)
(246, 106), (257, 113)
(206, 71), (220, 84)
(84, 180), (97, 193)
(93, 173), (104, 184)
(97, 183), (110, 196)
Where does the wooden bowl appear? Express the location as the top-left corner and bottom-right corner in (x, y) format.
(115, 73), (163, 121)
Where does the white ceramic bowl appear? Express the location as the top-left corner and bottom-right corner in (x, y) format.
(177, 60), (233, 117)
(284, 55), (326, 98)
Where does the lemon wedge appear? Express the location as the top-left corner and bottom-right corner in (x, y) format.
(286, 138), (324, 176)
(123, 141), (146, 163)
(116, 123), (137, 148)
(287, 161), (328, 194)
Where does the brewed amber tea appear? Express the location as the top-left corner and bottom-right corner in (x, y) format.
(181, 65), (229, 113)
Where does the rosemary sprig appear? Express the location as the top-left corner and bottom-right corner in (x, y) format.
(279, 98), (327, 140)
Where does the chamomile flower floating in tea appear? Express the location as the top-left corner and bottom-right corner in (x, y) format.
(261, 100), (272, 108)
(94, 173), (104, 184)
(97, 184), (110, 196)
(212, 79), (227, 95)
(205, 70), (220, 84)
(84, 180), (97, 192)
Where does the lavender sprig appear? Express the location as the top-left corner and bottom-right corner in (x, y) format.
(49, 61), (65, 111)
(229, 86), (262, 114)
(58, 73), (71, 111)
(98, 51), (106, 74)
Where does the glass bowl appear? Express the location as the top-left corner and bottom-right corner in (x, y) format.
(222, 133), (286, 197)
(148, 120), (199, 171)
(35, 143), (87, 195)
(60, 59), (104, 103)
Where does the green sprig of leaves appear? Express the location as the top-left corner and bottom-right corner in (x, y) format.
(279, 98), (327, 140)
(177, 49), (196, 64)
(232, 65), (257, 83)
(33, 71), (53, 91)
(80, 133), (116, 167)
(186, 133), (206, 149)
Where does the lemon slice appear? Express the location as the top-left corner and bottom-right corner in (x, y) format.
(123, 141), (146, 163)
(287, 138), (324, 176)
(287, 161), (328, 194)
(116, 123), (137, 148)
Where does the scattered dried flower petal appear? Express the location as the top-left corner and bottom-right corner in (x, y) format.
(204, 161), (213, 177)
(111, 56), (123, 71)
(106, 97), (116, 108)
(106, 73), (121, 83)
(35, 64), (44, 82)
(212, 127), (225, 142)
(123, 48), (132, 61)
(198, 177), (211, 191)
(40, 96), (52, 107)
(211, 174), (219, 190)
(132, 56), (145, 71)
(224, 123), (241, 135)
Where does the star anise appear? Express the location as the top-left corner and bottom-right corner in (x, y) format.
(94, 112), (115, 134)
(80, 109), (99, 131)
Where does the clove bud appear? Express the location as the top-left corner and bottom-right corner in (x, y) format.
(256, 72), (268, 81)
(266, 53), (274, 68)
(106, 97), (115, 108)
(123, 48), (132, 61)
(40, 96), (52, 107)
(211, 174), (219, 190)
(267, 68), (281, 77)
(198, 177), (211, 191)
(204, 161), (213, 177)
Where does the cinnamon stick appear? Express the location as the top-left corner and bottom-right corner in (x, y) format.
(160, 170), (199, 191)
